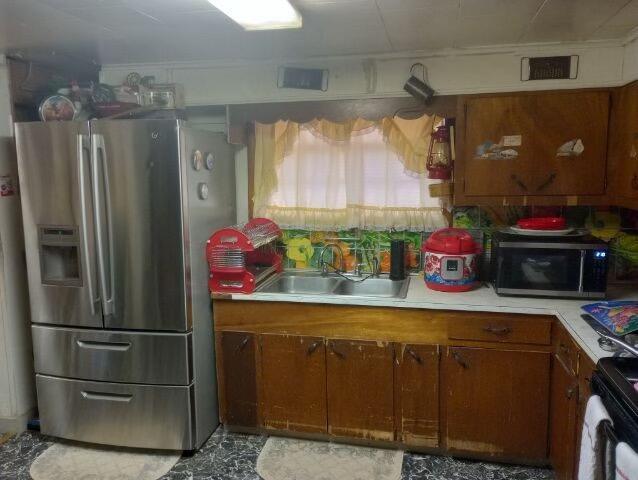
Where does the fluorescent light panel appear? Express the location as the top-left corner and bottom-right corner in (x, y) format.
(208, 0), (302, 30)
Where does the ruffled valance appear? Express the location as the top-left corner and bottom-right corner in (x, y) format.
(256, 205), (447, 232)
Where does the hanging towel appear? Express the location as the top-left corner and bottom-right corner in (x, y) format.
(616, 442), (638, 480)
(578, 395), (612, 480)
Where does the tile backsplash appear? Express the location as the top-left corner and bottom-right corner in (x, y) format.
(281, 229), (422, 274)
(280, 206), (638, 283)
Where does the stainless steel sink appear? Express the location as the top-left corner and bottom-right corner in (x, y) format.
(257, 271), (411, 299)
(257, 271), (342, 295)
(332, 277), (410, 298)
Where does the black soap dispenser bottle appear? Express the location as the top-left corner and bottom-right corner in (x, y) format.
(389, 239), (406, 280)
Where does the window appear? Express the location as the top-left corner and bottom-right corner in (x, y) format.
(253, 116), (448, 231)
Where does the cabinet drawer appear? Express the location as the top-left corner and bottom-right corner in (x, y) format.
(448, 315), (552, 345)
(32, 325), (192, 385)
(36, 374), (194, 450)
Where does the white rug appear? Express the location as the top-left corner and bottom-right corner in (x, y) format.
(256, 437), (404, 480)
(29, 442), (181, 480)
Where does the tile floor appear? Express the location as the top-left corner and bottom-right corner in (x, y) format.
(0, 427), (554, 480)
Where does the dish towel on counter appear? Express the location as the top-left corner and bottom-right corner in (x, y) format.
(616, 442), (638, 480)
(578, 395), (612, 480)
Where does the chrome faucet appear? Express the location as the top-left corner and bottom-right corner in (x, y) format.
(319, 243), (344, 275)
(355, 255), (380, 277)
(353, 250), (363, 277)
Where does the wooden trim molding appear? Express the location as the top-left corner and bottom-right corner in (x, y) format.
(214, 299), (554, 349)
(227, 95), (458, 145)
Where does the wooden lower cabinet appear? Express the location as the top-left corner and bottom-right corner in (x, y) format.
(326, 339), (395, 441)
(214, 303), (596, 468)
(549, 355), (579, 480)
(396, 344), (440, 447)
(574, 354), (596, 479)
(217, 331), (259, 427)
(443, 347), (551, 461)
(259, 334), (327, 433)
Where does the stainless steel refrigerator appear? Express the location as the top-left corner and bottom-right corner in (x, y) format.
(15, 119), (236, 450)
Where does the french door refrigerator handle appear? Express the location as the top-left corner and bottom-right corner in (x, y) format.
(78, 134), (99, 315)
(91, 133), (115, 316)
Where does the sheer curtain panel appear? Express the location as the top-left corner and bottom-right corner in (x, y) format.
(253, 115), (448, 231)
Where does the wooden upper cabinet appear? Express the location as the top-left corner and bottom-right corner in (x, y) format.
(217, 331), (259, 428)
(609, 81), (638, 204)
(259, 334), (327, 434)
(326, 339), (395, 441)
(443, 346), (551, 462)
(463, 95), (536, 196)
(395, 344), (440, 448)
(458, 90), (611, 200)
(532, 91), (609, 195)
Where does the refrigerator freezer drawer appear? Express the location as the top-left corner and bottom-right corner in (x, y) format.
(36, 374), (195, 450)
(32, 326), (192, 385)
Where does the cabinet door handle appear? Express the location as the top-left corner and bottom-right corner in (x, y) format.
(81, 391), (132, 403)
(510, 174), (528, 192)
(559, 343), (570, 355)
(307, 340), (322, 356)
(76, 340), (131, 351)
(235, 336), (249, 353)
(632, 173), (638, 191)
(328, 341), (346, 359)
(406, 346), (423, 365)
(566, 386), (577, 400)
(536, 172), (557, 192)
(482, 325), (512, 336)
(451, 350), (469, 369)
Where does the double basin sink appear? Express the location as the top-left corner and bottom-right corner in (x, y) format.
(257, 271), (410, 299)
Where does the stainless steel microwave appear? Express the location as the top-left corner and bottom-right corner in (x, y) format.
(491, 231), (609, 299)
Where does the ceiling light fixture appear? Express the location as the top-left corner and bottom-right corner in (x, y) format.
(207, 0), (302, 30)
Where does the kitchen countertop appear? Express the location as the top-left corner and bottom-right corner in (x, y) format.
(222, 276), (638, 363)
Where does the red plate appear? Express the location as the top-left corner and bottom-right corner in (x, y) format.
(516, 217), (566, 230)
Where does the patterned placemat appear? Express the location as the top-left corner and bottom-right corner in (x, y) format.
(29, 442), (181, 480)
(582, 301), (638, 336)
(256, 436), (403, 480)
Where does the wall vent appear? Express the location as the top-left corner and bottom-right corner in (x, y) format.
(277, 66), (329, 91)
(521, 55), (579, 81)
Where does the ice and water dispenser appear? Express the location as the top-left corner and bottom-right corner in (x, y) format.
(38, 226), (82, 287)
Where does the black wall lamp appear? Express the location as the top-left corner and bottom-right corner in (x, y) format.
(404, 63), (435, 104)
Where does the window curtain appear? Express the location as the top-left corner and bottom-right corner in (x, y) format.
(253, 114), (448, 231)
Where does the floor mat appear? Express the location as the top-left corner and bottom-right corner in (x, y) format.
(256, 436), (403, 480)
(0, 433), (13, 445)
(29, 442), (181, 480)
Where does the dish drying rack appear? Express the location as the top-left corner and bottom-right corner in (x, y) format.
(206, 218), (283, 294)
